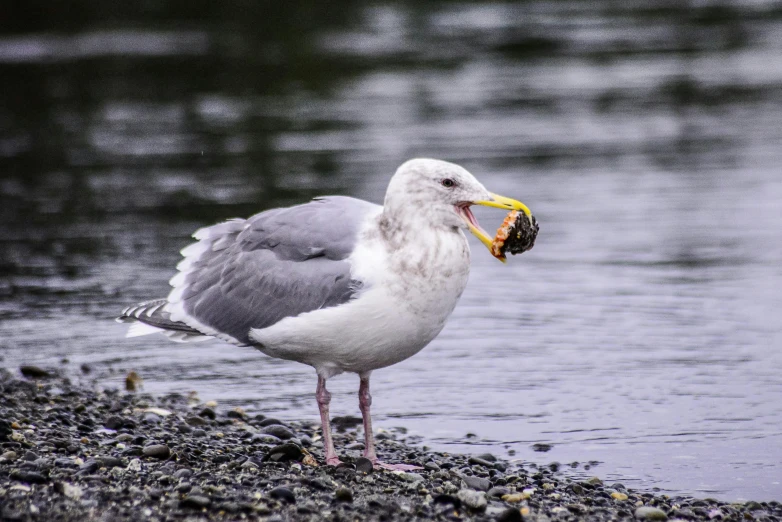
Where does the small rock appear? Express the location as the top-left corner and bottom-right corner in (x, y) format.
(104, 416), (126, 430)
(612, 491), (629, 501)
(531, 443), (553, 452)
(10, 470), (48, 484)
(20, 366), (52, 379)
(586, 476), (603, 486)
(355, 457), (374, 473)
(497, 507), (523, 522)
(80, 363), (92, 374)
(198, 407), (216, 419)
(260, 424), (295, 440)
(56, 482), (83, 500)
(468, 456), (495, 468)
(398, 472), (425, 483)
(98, 456), (123, 468)
(269, 486), (296, 504)
(424, 461), (440, 471)
(174, 468), (193, 479)
(125, 371), (143, 392)
(127, 458), (142, 472)
(143, 444), (171, 459)
(264, 443), (303, 462)
(461, 475), (491, 491)
(457, 489), (487, 511)
(258, 418), (283, 426)
(487, 486), (510, 498)
(181, 495), (211, 509)
(1, 450), (18, 461)
(335, 487), (353, 502)
(331, 415), (362, 431)
(186, 415), (207, 426)
(251, 433), (281, 444)
(226, 409), (245, 420)
(635, 506), (669, 520)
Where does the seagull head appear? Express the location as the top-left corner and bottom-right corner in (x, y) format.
(385, 158), (531, 262)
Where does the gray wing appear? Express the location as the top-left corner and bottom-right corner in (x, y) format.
(166, 196), (380, 346)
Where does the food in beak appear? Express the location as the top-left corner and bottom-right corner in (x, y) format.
(491, 210), (539, 259)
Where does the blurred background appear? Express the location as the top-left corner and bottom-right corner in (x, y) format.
(1, 0), (781, 502)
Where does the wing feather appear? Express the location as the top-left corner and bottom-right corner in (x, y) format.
(167, 196), (380, 346)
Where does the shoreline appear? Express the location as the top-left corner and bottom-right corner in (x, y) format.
(1, 368), (778, 521)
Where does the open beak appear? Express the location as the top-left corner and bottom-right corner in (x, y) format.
(457, 193), (531, 264)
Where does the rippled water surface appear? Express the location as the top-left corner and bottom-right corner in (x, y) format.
(2, 0), (781, 501)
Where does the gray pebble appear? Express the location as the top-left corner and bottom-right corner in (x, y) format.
(174, 468), (193, 479)
(461, 474), (491, 491)
(143, 444), (171, 459)
(1, 450), (18, 461)
(260, 424), (295, 440)
(487, 486), (510, 498)
(635, 506), (669, 520)
(185, 416), (207, 426)
(456, 489), (487, 510)
(335, 487), (353, 502)
(251, 433), (281, 444)
(24, 450), (39, 461)
(355, 457), (374, 473)
(269, 486), (296, 504)
(180, 495), (211, 509)
(468, 456), (494, 468)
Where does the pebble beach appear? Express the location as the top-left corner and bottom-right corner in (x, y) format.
(1, 367), (779, 522)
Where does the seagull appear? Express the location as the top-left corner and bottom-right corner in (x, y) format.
(118, 158), (532, 470)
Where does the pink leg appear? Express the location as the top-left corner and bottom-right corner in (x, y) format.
(358, 374), (422, 472)
(359, 375), (377, 462)
(316, 375), (340, 466)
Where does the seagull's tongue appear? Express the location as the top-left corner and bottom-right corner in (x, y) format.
(462, 206), (490, 237)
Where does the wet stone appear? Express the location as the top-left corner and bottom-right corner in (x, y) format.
(174, 468), (193, 479)
(256, 417), (282, 427)
(461, 474), (491, 491)
(457, 489), (487, 510)
(497, 507), (523, 522)
(142, 445), (170, 459)
(468, 456), (495, 468)
(23, 451), (38, 462)
(11, 470), (48, 484)
(488, 486), (510, 498)
(20, 366), (52, 379)
(251, 433), (281, 444)
(635, 506), (669, 520)
(185, 416), (207, 427)
(198, 407), (216, 419)
(260, 424), (295, 440)
(264, 442), (303, 462)
(355, 456), (374, 473)
(180, 495), (211, 509)
(335, 487), (353, 502)
(97, 456), (122, 468)
(269, 486), (296, 504)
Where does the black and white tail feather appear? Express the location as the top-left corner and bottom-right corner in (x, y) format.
(116, 299), (212, 343)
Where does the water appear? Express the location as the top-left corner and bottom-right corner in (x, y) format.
(2, 0), (781, 502)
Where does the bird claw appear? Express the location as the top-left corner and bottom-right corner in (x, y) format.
(325, 456), (342, 466)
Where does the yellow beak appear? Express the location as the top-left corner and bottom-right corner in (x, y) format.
(465, 193), (531, 264)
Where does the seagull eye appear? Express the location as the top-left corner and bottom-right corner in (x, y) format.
(441, 178), (456, 188)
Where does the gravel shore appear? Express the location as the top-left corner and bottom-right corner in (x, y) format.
(1, 367), (779, 521)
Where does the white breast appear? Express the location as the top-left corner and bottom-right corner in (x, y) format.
(249, 221), (471, 378)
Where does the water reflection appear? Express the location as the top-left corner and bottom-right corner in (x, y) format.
(2, 0), (782, 502)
